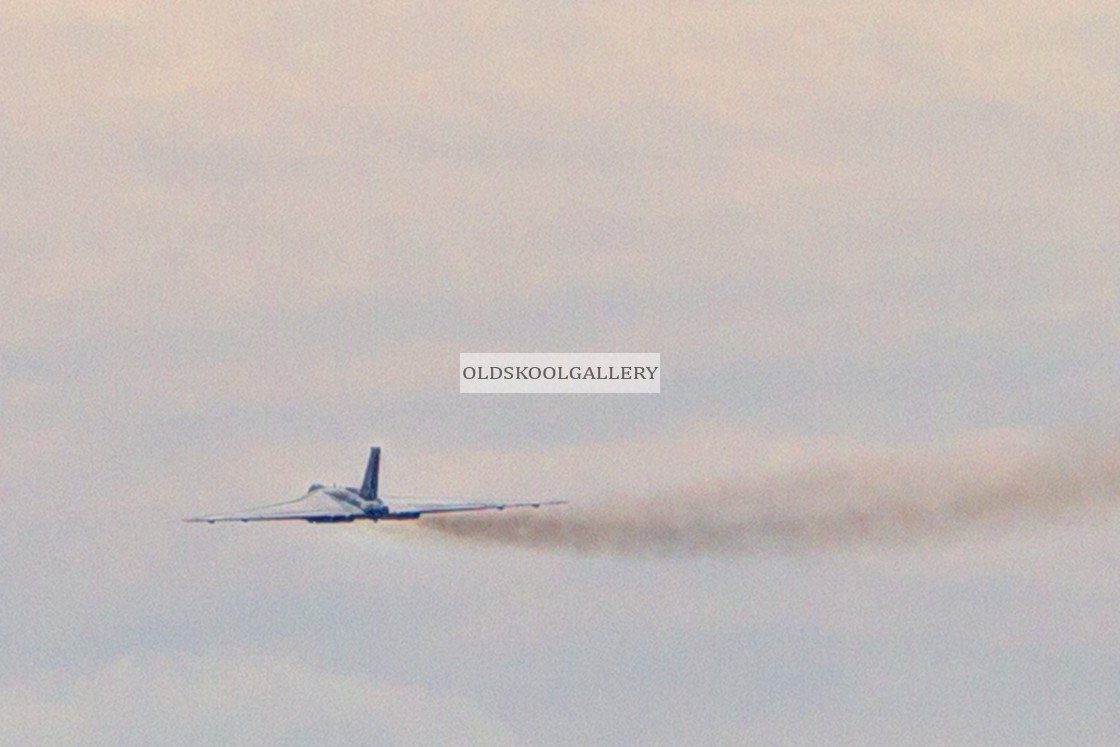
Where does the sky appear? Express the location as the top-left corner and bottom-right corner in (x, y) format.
(2, 2), (1119, 745)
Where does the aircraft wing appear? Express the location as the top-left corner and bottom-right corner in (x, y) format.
(184, 493), (364, 523)
(387, 498), (566, 517)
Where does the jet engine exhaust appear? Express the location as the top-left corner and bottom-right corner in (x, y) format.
(422, 433), (1120, 556)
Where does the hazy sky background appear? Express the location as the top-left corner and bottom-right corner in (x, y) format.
(3, 2), (1119, 744)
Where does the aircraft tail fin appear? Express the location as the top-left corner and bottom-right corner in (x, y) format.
(360, 446), (381, 500)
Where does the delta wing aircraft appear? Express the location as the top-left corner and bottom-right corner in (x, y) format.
(186, 446), (564, 524)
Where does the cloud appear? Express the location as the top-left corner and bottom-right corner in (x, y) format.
(3, 0), (1116, 358)
(3, 4), (1120, 744)
(0, 650), (519, 747)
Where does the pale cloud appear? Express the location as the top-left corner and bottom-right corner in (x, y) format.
(4, 2), (1119, 745)
(4, 0), (1117, 376)
(0, 651), (519, 747)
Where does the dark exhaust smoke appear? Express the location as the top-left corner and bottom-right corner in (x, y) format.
(422, 435), (1120, 555)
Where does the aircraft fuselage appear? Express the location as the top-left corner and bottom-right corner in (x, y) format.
(315, 486), (419, 521)
(186, 445), (563, 524)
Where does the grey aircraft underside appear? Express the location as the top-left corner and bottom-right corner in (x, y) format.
(186, 446), (564, 524)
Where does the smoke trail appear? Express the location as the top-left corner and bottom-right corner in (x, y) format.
(422, 434), (1120, 555)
